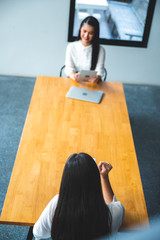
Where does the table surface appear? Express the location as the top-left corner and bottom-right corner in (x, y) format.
(0, 76), (148, 229)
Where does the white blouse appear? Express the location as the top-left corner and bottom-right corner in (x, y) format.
(65, 40), (105, 78)
(33, 195), (124, 240)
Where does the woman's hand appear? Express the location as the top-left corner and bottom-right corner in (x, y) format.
(69, 72), (79, 81)
(98, 161), (113, 178)
(98, 161), (114, 204)
(88, 75), (101, 84)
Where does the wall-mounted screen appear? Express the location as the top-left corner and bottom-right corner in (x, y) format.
(68, 0), (156, 47)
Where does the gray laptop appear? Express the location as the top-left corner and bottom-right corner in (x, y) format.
(66, 86), (104, 104)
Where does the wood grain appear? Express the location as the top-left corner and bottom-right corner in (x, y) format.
(0, 76), (148, 229)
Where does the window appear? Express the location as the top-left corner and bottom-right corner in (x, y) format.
(68, 0), (156, 47)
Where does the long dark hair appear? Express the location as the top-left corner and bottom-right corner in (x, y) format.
(51, 153), (112, 240)
(78, 16), (100, 70)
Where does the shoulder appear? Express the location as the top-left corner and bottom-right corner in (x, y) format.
(99, 45), (105, 55)
(43, 194), (59, 224)
(42, 194), (59, 217)
(33, 194), (59, 239)
(48, 194), (59, 210)
(66, 40), (80, 51)
(108, 201), (124, 216)
(108, 199), (125, 232)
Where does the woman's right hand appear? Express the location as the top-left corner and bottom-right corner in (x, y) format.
(98, 162), (114, 203)
(69, 72), (79, 81)
(98, 161), (113, 178)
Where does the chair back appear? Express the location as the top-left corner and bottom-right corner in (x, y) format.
(103, 68), (107, 81)
(59, 65), (66, 77)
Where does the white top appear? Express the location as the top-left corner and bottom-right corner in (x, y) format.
(33, 195), (124, 240)
(65, 40), (105, 78)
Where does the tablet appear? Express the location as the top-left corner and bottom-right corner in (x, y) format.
(78, 70), (97, 82)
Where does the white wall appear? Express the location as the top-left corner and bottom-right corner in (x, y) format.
(0, 0), (160, 85)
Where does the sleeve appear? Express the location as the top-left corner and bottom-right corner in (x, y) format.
(108, 195), (125, 233)
(64, 43), (77, 76)
(95, 46), (105, 79)
(33, 195), (59, 240)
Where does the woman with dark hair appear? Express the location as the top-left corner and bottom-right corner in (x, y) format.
(33, 153), (124, 240)
(65, 16), (105, 83)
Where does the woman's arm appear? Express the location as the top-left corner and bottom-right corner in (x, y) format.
(95, 46), (105, 81)
(65, 43), (77, 77)
(88, 75), (102, 83)
(68, 72), (79, 81)
(89, 46), (105, 83)
(98, 162), (114, 204)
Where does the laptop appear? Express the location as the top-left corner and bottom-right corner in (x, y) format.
(78, 70), (97, 82)
(66, 86), (104, 104)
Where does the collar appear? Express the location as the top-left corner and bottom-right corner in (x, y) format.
(78, 40), (92, 51)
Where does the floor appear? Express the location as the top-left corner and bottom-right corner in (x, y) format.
(0, 75), (160, 239)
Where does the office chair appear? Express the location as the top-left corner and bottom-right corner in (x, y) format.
(103, 67), (107, 81)
(59, 65), (107, 81)
(59, 65), (65, 77)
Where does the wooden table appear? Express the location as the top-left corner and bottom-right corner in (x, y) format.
(0, 76), (148, 237)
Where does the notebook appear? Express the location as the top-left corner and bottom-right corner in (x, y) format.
(78, 70), (97, 82)
(66, 86), (104, 104)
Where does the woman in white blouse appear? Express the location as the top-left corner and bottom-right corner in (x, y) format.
(33, 153), (124, 240)
(65, 16), (105, 83)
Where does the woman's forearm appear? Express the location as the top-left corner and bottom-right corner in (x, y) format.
(98, 161), (114, 204)
(101, 175), (114, 204)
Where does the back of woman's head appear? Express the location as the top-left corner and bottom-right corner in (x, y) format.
(78, 16), (100, 44)
(60, 153), (101, 198)
(51, 153), (112, 240)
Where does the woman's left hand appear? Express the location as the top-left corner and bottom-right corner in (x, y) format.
(88, 75), (101, 84)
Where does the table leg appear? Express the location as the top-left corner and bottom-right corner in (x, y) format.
(26, 226), (33, 240)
